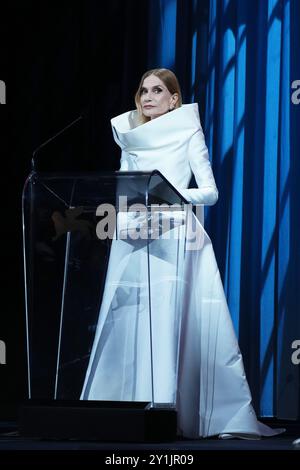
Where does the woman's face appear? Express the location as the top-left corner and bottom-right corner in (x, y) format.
(140, 75), (178, 120)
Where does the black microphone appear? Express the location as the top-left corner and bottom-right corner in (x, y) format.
(31, 114), (84, 171)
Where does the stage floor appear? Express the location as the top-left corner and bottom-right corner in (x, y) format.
(0, 420), (299, 463)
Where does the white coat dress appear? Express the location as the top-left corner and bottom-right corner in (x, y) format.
(81, 104), (283, 439)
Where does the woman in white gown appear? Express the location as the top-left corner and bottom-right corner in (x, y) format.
(81, 68), (283, 439)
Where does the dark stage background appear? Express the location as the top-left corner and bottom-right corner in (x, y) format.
(0, 0), (150, 418)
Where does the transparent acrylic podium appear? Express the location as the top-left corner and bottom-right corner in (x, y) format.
(21, 170), (190, 440)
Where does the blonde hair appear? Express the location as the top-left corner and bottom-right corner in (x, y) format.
(135, 68), (182, 124)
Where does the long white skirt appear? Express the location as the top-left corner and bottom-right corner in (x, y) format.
(81, 211), (283, 438)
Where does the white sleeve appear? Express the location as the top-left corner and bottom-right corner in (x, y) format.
(180, 128), (218, 206)
(119, 150), (129, 171)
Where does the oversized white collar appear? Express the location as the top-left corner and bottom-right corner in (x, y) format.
(111, 103), (201, 150)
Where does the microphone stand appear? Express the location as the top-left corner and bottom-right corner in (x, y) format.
(31, 115), (84, 171)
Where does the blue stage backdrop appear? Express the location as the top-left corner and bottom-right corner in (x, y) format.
(147, 0), (300, 419)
